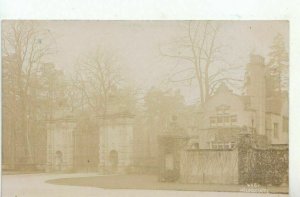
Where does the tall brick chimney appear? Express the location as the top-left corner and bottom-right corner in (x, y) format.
(244, 54), (266, 136)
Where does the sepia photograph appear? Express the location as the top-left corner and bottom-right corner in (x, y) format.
(2, 20), (289, 196)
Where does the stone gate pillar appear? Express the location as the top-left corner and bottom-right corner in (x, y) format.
(46, 117), (76, 172)
(158, 116), (189, 182)
(97, 112), (135, 174)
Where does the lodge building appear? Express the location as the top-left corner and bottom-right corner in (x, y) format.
(169, 54), (289, 185)
(188, 55), (288, 150)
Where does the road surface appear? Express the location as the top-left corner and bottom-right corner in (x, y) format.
(2, 173), (288, 197)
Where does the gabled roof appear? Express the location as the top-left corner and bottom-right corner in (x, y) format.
(198, 83), (249, 112)
(214, 83), (233, 95)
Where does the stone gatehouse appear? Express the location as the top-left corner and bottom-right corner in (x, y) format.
(46, 112), (135, 173)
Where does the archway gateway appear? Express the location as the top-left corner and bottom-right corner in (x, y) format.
(73, 125), (99, 172)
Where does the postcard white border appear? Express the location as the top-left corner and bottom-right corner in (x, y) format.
(0, 0), (299, 196)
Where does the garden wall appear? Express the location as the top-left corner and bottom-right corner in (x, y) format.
(180, 149), (239, 184)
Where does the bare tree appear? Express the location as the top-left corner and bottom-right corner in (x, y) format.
(72, 48), (125, 170)
(73, 48), (122, 117)
(2, 21), (53, 165)
(160, 21), (242, 104)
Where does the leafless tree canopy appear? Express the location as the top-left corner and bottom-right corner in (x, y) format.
(160, 21), (243, 104)
(73, 49), (123, 116)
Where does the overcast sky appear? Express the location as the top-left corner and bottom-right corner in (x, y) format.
(40, 21), (289, 104)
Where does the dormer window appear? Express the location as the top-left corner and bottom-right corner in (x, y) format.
(216, 105), (230, 115)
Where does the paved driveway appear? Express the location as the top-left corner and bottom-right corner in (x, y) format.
(2, 173), (288, 197)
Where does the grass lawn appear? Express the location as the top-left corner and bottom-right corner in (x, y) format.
(46, 174), (288, 194)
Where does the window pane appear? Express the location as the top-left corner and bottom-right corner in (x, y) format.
(217, 117), (223, 123)
(274, 123), (279, 138)
(210, 117), (216, 123)
(224, 116), (230, 122)
(231, 115), (237, 122)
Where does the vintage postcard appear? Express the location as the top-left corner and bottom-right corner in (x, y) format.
(2, 20), (289, 196)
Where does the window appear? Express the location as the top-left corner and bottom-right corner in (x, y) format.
(231, 115), (237, 122)
(210, 117), (216, 123)
(224, 116), (230, 123)
(218, 144), (224, 149)
(210, 117), (217, 127)
(224, 144), (230, 149)
(209, 115), (237, 127)
(216, 105), (230, 115)
(212, 144), (218, 149)
(210, 141), (235, 150)
(273, 123), (279, 138)
(283, 117), (289, 133)
(217, 116), (223, 123)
